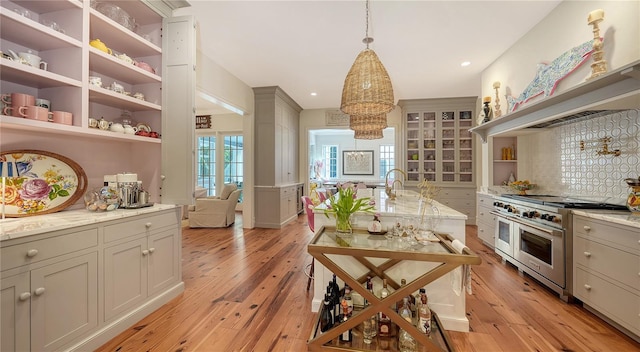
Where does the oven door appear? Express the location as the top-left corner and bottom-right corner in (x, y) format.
(493, 212), (514, 258)
(513, 220), (565, 288)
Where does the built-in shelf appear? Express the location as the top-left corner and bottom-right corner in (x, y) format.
(470, 60), (640, 142)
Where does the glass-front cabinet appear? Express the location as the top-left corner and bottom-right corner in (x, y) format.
(400, 98), (476, 186)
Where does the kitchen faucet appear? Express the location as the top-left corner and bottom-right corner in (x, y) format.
(384, 168), (406, 200)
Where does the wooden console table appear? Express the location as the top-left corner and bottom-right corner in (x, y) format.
(307, 227), (481, 351)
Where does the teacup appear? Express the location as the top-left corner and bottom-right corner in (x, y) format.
(51, 111), (72, 125)
(116, 53), (133, 64)
(35, 98), (50, 111)
(19, 51), (48, 70)
(89, 76), (102, 87)
(88, 117), (99, 128)
(19, 105), (50, 121)
(98, 118), (111, 130)
(133, 92), (144, 100)
(1, 93), (35, 117)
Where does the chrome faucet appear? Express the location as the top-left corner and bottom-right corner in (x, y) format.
(384, 168), (406, 200)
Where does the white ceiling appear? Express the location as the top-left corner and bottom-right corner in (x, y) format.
(177, 1), (563, 114)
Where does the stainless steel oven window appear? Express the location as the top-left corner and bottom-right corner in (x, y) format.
(519, 229), (552, 265)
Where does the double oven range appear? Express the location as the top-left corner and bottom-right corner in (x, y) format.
(491, 194), (627, 301)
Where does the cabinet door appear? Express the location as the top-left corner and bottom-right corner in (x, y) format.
(30, 252), (98, 352)
(1, 272), (31, 352)
(148, 229), (180, 296)
(104, 238), (148, 321)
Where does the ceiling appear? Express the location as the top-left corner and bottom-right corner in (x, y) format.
(176, 1), (563, 114)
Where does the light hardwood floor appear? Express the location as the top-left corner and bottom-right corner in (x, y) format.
(96, 214), (640, 352)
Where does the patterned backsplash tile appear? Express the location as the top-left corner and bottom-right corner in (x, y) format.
(528, 109), (639, 203)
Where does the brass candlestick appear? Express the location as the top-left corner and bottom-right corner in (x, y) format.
(587, 9), (607, 79)
(492, 81), (502, 118)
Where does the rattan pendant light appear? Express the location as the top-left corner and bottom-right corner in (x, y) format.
(340, 0), (394, 119)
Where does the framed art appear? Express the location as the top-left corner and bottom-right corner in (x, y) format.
(1, 150), (87, 217)
(342, 150), (374, 175)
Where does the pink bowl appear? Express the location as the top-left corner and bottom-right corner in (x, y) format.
(135, 61), (155, 74)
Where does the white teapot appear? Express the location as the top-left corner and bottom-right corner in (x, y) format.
(109, 122), (124, 133)
(123, 125), (138, 135)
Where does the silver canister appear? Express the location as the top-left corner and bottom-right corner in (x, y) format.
(118, 182), (139, 208)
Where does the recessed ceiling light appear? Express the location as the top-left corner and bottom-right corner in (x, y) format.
(461, 61), (471, 67)
(310, 92), (317, 96)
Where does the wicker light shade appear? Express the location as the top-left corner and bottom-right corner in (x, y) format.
(354, 128), (384, 140)
(349, 114), (387, 131)
(340, 48), (395, 117)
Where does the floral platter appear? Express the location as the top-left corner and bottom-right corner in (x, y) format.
(1, 150), (87, 217)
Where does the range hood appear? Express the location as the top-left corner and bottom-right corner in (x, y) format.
(470, 60), (640, 142)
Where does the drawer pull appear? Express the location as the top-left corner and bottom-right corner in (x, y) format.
(480, 212), (484, 216)
(145, 222), (152, 228)
(584, 284), (591, 291)
(583, 226), (591, 231)
(148, 247), (155, 253)
(26, 249), (38, 258)
(34, 287), (45, 296)
(142, 249), (149, 256)
(583, 252), (591, 257)
(19, 292), (31, 301)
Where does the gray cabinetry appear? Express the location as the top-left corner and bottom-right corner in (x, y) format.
(476, 193), (495, 247)
(254, 86), (303, 228)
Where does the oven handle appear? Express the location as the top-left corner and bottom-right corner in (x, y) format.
(510, 216), (564, 238)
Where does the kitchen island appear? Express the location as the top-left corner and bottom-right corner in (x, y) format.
(311, 189), (471, 332)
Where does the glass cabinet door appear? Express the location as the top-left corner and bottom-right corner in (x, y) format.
(422, 112), (436, 182)
(406, 112), (420, 181)
(458, 110), (474, 183)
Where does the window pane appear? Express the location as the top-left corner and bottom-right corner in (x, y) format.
(379, 145), (395, 179)
(197, 136), (216, 196)
(224, 135), (244, 202)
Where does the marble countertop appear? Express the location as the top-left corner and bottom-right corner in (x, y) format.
(313, 189), (467, 220)
(572, 209), (640, 229)
(0, 204), (179, 241)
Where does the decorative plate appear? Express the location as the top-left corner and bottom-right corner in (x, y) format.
(136, 123), (151, 132)
(0, 150), (87, 217)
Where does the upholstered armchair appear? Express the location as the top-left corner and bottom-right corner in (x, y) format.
(188, 184), (241, 228)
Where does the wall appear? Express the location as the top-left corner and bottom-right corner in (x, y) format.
(480, 1), (640, 198)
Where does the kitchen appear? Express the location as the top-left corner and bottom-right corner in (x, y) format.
(1, 0), (639, 351)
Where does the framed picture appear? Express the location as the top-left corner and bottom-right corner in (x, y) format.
(325, 110), (349, 126)
(342, 150), (374, 175)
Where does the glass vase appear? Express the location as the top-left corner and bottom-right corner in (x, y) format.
(335, 213), (353, 233)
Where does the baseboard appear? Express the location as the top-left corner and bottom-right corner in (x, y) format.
(65, 282), (185, 351)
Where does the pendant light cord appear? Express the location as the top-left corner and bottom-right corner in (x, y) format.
(363, 0), (372, 48)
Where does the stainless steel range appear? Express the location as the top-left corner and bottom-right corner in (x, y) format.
(491, 194), (627, 300)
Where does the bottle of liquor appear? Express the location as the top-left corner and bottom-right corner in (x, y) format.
(339, 299), (352, 342)
(398, 297), (417, 352)
(378, 278), (391, 337)
(396, 278), (415, 314)
(417, 288), (432, 335)
(366, 277), (377, 338)
(330, 276), (341, 322)
(343, 284), (353, 317)
(320, 293), (334, 332)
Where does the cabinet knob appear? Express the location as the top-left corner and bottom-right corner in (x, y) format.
(148, 247), (155, 253)
(584, 284), (591, 291)
(480, 212), (484, 216)
(26, 249), (38, 258)
(34, 287), (45, 296)
(19, 292), (31, 301)
(142, 249), (149, 256)
(145, 222), (152, 228)
(583, 226), (591, 231)
(583, 251), (591, 257)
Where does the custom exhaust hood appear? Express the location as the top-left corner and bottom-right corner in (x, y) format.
(470, 60), (640, 142)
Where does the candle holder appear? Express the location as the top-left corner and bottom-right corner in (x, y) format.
(481, 96), (493, 123)
(587, 9), (607, 80)
(492, 81), (502, 118)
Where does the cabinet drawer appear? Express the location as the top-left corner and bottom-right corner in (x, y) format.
(574, 267), (640, 335)
(477, 193), (494, 206)
(438, 188), (475, 199)
(477, 206), (495, 224)
(1, 229), (98, 271)
(574, 216), (639, 253)
(104, 212), (178, 243)
(574, 237), (639, 290)
(280, 186), (297, 198)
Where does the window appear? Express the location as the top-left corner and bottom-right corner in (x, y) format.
(379, 145), (395, 179)
(321, 145), (338, 179)
(196, 136), (216, 196)
(224, 135), (244, 202)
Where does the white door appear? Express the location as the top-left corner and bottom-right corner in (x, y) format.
(1, 272), (31, 352)
(104, 238), (148, 321)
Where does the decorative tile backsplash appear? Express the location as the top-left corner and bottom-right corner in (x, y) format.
(528, 109), (639, 203)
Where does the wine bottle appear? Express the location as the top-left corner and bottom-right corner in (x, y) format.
(330, 276), (341, 322)
(378, 279), (391, 337)
(366, 277), (377, 338)
(343, 284), (353, 317)
(320, 294), (334, 332)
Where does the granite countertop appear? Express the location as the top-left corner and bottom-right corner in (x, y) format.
(313, 189), (467, 220)
(571, 209), (640, 229)
(0, 204), (179, 241)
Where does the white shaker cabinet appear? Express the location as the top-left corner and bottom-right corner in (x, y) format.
(476, 193), (496, 247)
(1, 228), (99, 352)
(573, 215), (640, 340)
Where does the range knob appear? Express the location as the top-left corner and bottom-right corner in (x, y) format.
(540, 214), (548, 220)
(547, 215), (556, 222)
(493, 201), (500, 207)
(507, 206), (514, 213)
